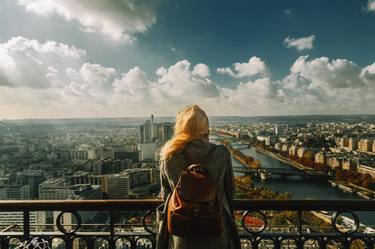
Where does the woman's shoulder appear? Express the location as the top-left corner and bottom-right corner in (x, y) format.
(212, 143), (230, 157)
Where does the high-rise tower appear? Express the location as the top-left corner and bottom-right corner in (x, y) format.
(151, 114), (155, 141)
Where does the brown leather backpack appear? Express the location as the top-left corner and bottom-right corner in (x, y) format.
(167, 144), (223, 238)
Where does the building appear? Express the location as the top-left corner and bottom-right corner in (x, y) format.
(327, 156), (343, 169)
(265, 136), (273, 146)
(71, 149), (88, 160)
(114, 151), (140, 162)
(348, 138), (358, 151)
(256, 135), (267, 142)
(275, 126), (284, 135)
(279, 137), (288, 143)
(70, 144), (96, 161)
(153, 122), (174, 142)
(124, 143), (138, 152)
(282, 144), (289, 152)
(274, 143), (281, 151)
(0, 212), (39, 232)
(16, 169), (45, 199)
(160, 122), (174, 142)
(297, 147), (306, 159)
(138, 143), (157, 161)
(101, 168), (154, 199)
(101, 174), (130, 199)
(0, 185), (30, 199)
(98, 147), (114, 160)
(39, 178), (73, 200)
(139, 115), (174, 143)
(342, 160), (357, 171)
(139, 116), (154, 143)
(338, 137), (349, 148)
(71, 171), (102, 186)
(357, 165), (375, 179)
(358, 139), (372, 152)
(71, 171), (91, 185)
(154, 166), (161, 188)
(125, 168), (153, 187)
(315, 152), (327, 165)
(288, 145), (297, 157)
(93, 159), (131, 175)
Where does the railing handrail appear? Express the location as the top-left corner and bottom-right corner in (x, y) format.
(0, 199), (374, 211)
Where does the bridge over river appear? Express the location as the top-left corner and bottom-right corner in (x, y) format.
(233, 167), (334, 180)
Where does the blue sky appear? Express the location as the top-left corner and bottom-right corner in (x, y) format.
(0, 0), (375, 118)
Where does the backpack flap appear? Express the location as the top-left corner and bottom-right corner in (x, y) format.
(178, 167), (216, 202)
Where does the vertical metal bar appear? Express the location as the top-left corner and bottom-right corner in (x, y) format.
(66, 239), (73, 249)
(343, 238), (351, 249)
(23, 210), (30, 238)
(109, 211), (115, 249)
(87, 238), (94, 249)
(2, 238), (9, 249)
(130, 237), (137, 249)
(297, 210), (302, 236)
(110, 211), (115, 237)
(297, 210), (303, 249)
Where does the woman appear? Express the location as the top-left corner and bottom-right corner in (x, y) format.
(158, 104), (241, 249)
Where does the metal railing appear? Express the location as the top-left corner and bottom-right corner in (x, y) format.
(0, 199), (374, 249)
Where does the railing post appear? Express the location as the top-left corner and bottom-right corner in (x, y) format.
(297, 210), (302, 236)
(109, 211), (115, 249)
(296, 210), (303, 249)
(1, 238), (9, 249)
(23, 210), (30, 239)
(343, 237), (351, 249)
(65, 238), (73, 249)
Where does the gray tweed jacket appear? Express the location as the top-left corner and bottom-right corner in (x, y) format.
(159, 139), (241, 249)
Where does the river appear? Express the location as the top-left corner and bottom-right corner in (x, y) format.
(210, 135), (375, 226)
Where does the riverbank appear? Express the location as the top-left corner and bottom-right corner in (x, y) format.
(218, 140), (260, 169)
(252, 145), (313, 171)
(329, 179), (375, 199)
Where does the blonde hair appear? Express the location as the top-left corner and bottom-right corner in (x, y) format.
(161, 105), (209, 161)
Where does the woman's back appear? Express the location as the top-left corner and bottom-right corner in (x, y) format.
(159, 139), (240, 249)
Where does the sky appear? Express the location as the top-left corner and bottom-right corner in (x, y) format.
(0, 0), (375, 119)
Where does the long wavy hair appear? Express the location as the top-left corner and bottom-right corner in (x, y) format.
(160, 104), (209, 161)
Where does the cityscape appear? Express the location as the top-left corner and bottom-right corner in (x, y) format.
(0, 115), (375, 248)
(1, 0), (375, 248)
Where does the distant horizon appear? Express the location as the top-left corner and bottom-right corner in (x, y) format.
(2, 113), (375, 122)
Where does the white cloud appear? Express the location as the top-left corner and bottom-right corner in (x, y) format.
(112, 66), (152, 102)
(360, 62), (375, 84)
(113, 60), (218, 104)
(290, 55), (364, 89)
(110, 60), (220, 115)
(367, 0), (375, 12)
(279, 56), (375, 114)
(63, 63), (116, 104)
(0, 36), (374, 118)
(217, 56), (267, 78)
(192, 63), (210, 78)
(284, 35), (315, 51)
(217, 67), (236, 77)
(0, 36), (85, 89)
(17, 0), (156, 43)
